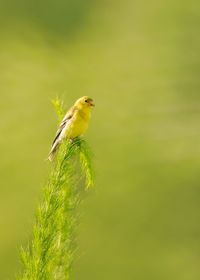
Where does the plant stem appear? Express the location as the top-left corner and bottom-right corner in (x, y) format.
(17, 99), (94, 280)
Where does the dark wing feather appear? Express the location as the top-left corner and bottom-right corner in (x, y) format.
(52, 119), (69, 145)
(51, 105), (77, 146)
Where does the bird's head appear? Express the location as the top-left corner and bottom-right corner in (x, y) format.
(75, 96), (95, 110)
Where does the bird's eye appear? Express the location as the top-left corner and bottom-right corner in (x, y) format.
(85, 100), (88, 103)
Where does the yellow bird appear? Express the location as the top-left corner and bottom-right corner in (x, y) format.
(48, 96), (95, 161)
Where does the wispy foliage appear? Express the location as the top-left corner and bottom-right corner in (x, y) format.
(51, 97), (65, 121)
(17, 99), (94, 280)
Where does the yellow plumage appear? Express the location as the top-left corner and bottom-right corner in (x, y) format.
(48, 96), (95, 161)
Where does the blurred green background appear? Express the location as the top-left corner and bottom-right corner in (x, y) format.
(1, 0), (200, 279)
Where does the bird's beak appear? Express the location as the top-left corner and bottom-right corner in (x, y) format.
(90, 102), (95, 107)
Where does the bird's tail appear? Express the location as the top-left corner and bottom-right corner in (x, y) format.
(47, 140), (61, 161)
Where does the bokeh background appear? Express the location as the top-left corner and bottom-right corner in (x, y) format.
(1, 0), (200, 279)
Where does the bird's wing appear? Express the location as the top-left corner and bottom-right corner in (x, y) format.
(52, 106), (77, 146)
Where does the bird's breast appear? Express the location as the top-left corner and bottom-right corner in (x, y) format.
(65, 110), (91, 138)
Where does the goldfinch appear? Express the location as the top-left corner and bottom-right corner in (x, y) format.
(48, 96), (95, 161)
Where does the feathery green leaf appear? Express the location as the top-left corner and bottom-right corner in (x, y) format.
(17, 98), (95, 280)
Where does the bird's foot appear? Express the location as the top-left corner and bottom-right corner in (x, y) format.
(70, 137), (82, 147)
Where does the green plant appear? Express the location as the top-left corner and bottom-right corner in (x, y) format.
(17, 98), (94, 280)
